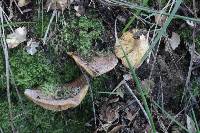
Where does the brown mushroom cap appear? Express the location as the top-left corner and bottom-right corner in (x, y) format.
(24, 76), (88, 111)
(68, 52), (118, 77)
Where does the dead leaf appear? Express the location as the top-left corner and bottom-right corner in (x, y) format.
(26, 39), (39, 55)
(186, 115), (197, 133)
(100, 105), (119, 123)
(6, 27), (27, 49)
(155, 15), (167, 27)
(125, 108), (137, 122)
(68, 52), (118, 77)
(24, 76), (89, 111)
(168, 32), (180, 50)
(18, 0), (30, 7)
(115, 30), (149, 68)
(45, 0), (72, 11)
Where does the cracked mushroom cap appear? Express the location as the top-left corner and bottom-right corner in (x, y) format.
(24, 76), (88, 111)
(68, 52), (118, 77)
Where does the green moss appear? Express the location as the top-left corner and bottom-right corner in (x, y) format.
(9, 49), (57, 89)
(34, 12), (50, 38)
(63, 15), (104, 56)
(0, 97), (91, 133)
(9, 48), (79, 91)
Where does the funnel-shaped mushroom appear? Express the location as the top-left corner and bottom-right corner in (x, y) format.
(24, 76), (88, 111)
(68, 52), (118, 77)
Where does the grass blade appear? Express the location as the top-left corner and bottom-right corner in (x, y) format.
(115, 21), (156, 133)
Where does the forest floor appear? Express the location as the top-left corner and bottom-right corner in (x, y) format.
(0, 0), (200, 132)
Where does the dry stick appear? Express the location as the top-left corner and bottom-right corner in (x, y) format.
(0, 9), (15, 133)
(123, 82), (151, 128)
(43, 10), (57, 45)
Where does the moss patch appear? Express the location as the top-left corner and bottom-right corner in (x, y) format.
(63, 14), (104, 56)
(7, 48), (80, 93)
(0, 97), (91, 133)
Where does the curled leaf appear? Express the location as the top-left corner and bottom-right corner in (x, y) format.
(115, 30), (149, 68)
(24, 76), (88, 111)
(6, 27), (27, 49)
(68, 52), (118, 77)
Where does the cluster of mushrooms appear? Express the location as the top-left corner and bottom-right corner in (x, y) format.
(25, 29), (149, 111)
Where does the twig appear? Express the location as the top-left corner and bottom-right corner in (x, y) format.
(43, 10), (57, 45)
(123, 82), (151, 127)
(0, 5), (15, 132)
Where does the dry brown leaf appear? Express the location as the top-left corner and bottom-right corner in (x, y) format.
(45, 0), (72, 11)
(115, 31), (136, 58)
(24, 76), (88, 111)
(68, 52), (118, 77)
(18, 0), (30, 7)
(115, 30), (149, 68)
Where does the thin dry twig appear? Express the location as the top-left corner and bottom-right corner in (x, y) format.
(123, 82), (151, 127)
(0, 5), (15, 132)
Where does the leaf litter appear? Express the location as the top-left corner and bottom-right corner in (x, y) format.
(2, 0), (200, 132)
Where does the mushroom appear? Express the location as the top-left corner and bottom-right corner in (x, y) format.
(24, 76), (88, 111)
(68, 52), (118, 77)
